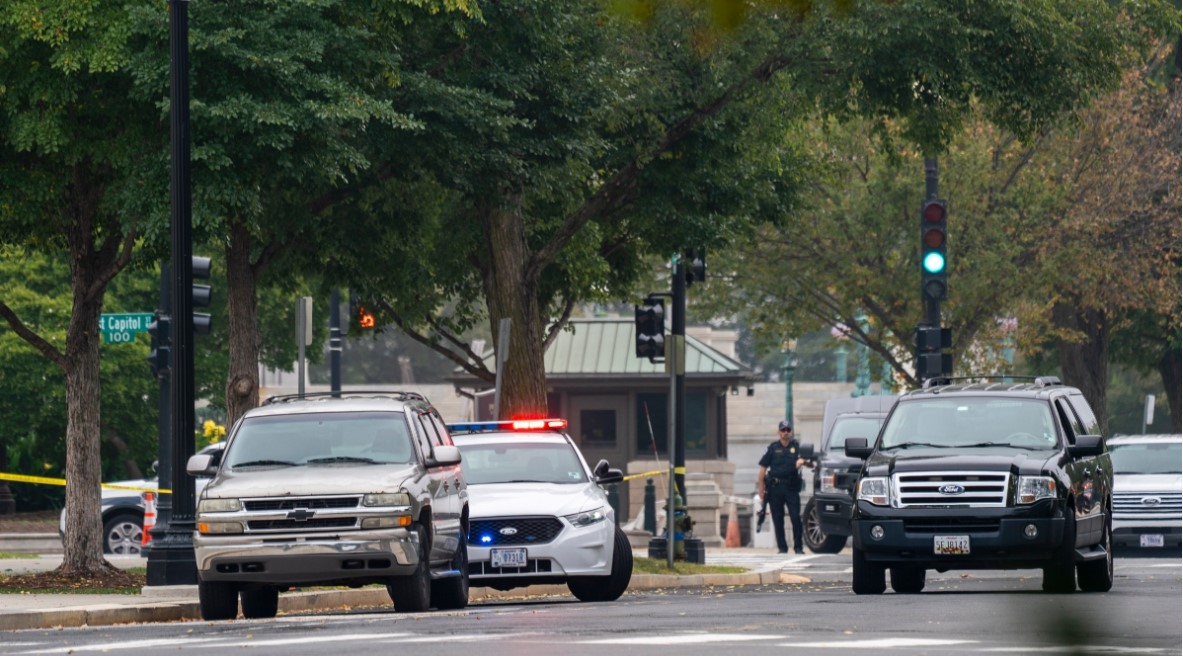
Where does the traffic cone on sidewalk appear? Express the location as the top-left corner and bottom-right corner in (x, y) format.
(725, 499), (741, 548)
(141, 492), (156, 546)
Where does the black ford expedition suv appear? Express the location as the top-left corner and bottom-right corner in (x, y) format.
(844, 376), (1113, 595)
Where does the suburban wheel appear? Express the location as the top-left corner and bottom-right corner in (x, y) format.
(851, 545), (885, 595)
(1043, 504), (1078, 593)
(240, 587), (280, 619)
(803, 499), (847, 554)
(387, 525), (432, 612)
(198, 579), (238, 621)
(103, 513), (143, 556)
(889, 566), (926, 594)
(1077, 514), (1114, 593)
(568, 526), (634, 602)
(431, 538), (470, 610)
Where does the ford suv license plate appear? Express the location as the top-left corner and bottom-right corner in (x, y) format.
(491, 547), (528, 568)
(1140, 534), (1164, 548)
(934, 535), (970, 555)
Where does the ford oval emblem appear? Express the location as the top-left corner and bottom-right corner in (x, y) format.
(1140, 497), (1163, 506)
(938, 484), (965, 495)
(499, 527), (519, 536)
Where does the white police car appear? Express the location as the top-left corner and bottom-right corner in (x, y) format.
(447, 419), (632, 602)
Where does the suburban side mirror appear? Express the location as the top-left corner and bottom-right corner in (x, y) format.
(428, 445), (462, 467)
(1067, 434), (1104, 458)
(186, 454), (218, 477)
(845, 437), (874, 460)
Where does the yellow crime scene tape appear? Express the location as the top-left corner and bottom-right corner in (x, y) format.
(622, 469), (668, 482)
(0, 471), (169, 494)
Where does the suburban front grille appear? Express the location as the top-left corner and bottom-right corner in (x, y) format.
(468, 517), (564, 546)
(469, 558), (554, 576)
(1113, 492), (1182, 516)
(247, 518), (357, 531)
(244, 496), (361, 511)
(894, 471), (1010, 508)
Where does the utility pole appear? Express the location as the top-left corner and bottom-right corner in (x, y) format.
(330, 289), (342, 397)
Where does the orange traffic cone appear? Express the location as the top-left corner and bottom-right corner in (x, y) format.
(725, 500), (741, 548)
(141, 492), (156, 546)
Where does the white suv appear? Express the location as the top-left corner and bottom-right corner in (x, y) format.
(1107, 434), (1182, 550)
(448, 419), (632, 602)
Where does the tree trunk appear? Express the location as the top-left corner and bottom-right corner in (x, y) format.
(1054, 302), (1110, 435)
(224, 220), (261, 426)
(60, 276), (108, 573)
(1158, 348), (1182, 432)
(480, 201), (548, 418)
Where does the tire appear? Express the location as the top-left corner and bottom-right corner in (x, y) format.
(431, 540), (470, 610)
(851, 545), (885, 595)
(1043, 504), (1077, 593)
(198, 579), (238, 621)
(103, 513), (143, 556)
(1077, 514), (1114, 593)
(567, 526), (634, 602)
(240, 587), (279, 619)
(889, 566), (926, 594)
(803, 499), (847, 554)
(387, 525), (432, 612)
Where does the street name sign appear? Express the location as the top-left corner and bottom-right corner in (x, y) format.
(100, 312), (153, 344)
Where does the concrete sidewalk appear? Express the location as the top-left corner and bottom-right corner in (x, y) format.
(0, 548), (807, 631)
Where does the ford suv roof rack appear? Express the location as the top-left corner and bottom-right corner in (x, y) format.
(261, 390), (430, 406)
(920, 374), (1062, 390)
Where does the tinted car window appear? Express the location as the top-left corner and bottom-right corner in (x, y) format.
(1109, 442), (1182, 474)
(881, 398), (1057, 449)
(458, 442), (588, 485)
(828, 416), (882, 449)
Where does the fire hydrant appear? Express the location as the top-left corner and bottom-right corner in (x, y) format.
(663, 491), (695, 560)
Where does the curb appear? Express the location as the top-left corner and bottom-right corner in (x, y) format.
(0, 568), (801, 632)
(0, 534), (62, 554)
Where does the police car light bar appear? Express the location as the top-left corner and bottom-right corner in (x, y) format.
(447, 419), (568, 433)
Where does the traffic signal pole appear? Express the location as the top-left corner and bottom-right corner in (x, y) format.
(672, 257), (686, 499)
(916, 157), (952, 381)
(924, 158), (941, 328)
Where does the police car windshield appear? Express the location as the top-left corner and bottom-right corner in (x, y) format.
(455, 441), (589, 485)
(880, 398), (1058, 450)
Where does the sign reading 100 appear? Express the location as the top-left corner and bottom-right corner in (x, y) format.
(100, 312), (153, 344)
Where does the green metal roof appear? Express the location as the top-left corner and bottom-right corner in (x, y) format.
(544, 319), (748, 377)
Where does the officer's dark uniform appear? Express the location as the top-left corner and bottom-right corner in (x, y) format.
(759, 434), (805, 554)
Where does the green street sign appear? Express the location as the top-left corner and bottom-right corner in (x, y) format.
(100, 312), (153, 344)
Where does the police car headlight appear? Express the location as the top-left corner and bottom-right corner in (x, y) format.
(1016, 476), (1056, 505)
(565, 507), (608, 528)
(857, 477), (892, 506)
(197, 498), (241, 513)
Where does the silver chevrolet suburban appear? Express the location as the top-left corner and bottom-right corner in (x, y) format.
(186, 391), (469, 620)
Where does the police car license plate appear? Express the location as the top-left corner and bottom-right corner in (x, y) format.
(934, 535), (970, 555)
(491, 548), (528, 568)
(1140, 534), (1164, 548)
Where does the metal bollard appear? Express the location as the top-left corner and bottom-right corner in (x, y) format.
(643, 478), (657, 535)
(607, 483), (620, 525)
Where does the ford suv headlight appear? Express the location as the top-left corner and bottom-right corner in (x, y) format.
(565, 507), (608, 528)
(1016, 476), (1057, 505)
(197, 498), (242, 513)
(857, 477), (892, 506)
(819, 466), (842, 494)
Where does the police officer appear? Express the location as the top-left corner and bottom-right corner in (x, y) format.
(756, 420), (810, 554)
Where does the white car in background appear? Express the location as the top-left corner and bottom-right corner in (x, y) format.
(448, 419), (632, 602)
(1107, 434), (1182, 550)
(59, 443), (224, 555)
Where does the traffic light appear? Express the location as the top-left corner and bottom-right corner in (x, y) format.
(358, 305), (375, 329)
(914, 325), (952, 379)
(634, 297), (665, 361)
(684, 249), (706, 285)
(920, 199), (948, 301)
(191, 256), (213, 334)
(147, 312), (171, 376)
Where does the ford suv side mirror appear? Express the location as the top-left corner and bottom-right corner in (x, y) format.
(1067, 434), (1104, 458)
(845, 437), (874, 460)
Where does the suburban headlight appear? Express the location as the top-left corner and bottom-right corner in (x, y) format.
(819, 467), (841, 494)
(197, 498), (241, 513)
(363, 493), (411, 507)
(197, 521), (243, 534)
(1017, 476), (1057, 505)
(857, 477), (892, 506)
(565, 507), (608, 528)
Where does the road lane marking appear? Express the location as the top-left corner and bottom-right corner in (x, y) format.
(578, 634), (783, 645)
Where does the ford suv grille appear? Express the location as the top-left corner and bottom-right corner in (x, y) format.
(894, 471), (1010, 508)
(1114, 492), (1182, 516)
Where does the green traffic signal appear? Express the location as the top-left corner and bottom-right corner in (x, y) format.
(922, 251), (946, 274)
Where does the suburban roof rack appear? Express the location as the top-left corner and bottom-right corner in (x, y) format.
(261, 390), (430, 406)
(920, 375), (1062, 390)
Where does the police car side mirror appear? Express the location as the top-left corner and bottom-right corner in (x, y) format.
(592, 459), (624, 485)
(845, 437), (873, 460)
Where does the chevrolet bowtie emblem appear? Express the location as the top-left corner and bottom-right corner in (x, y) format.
(287, 509), (316, 521)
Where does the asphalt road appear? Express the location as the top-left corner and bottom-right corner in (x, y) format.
(2, 550), (1178, 656)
